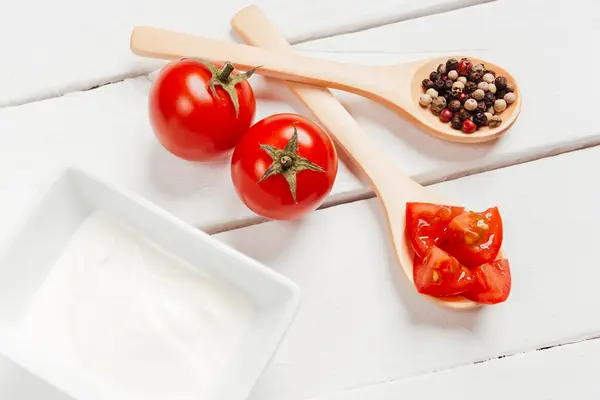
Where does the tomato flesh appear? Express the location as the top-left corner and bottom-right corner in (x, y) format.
(439, 207), (503, 268)
(414, 246), (475, 297)
(405, 202), (465, 258)
(464, 259), (511, 304)
(405, 202), (511, 305)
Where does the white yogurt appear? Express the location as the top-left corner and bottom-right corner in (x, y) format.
(20, 211), (254, 400)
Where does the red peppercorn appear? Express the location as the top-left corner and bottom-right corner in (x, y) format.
(439, 108), (453, 123)
(459, 92), (468, 102)
(457, 58), (472, 76)
(462, 119), (477, 134)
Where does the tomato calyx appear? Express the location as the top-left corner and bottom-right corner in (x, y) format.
(257, 125), (325, 203)
(194, 59), (259, 118)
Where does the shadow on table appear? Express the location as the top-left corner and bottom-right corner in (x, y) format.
(147, 143), (231, 197)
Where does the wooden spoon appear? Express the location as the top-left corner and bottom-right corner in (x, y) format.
(130, 25), (521, 144)
(229, 5), (491, 310)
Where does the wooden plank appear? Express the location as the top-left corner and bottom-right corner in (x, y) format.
(0, 0), (596, 235)
(311, 339), (600, 399)
(0, 0), (487, 106)
(215, 145), (600, 400)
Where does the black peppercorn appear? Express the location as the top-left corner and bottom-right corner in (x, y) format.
(484, 69), (496, 77)
(495, 76), (508, 91)
(443, 92), (453, 103)
(465, 81), (477, 93)
(477, 101), (487, 113)
(430, 71), (441, 82)
(433, 79), (445, 92)
(459, 109), (472, 121)
(446, 58), (458, 72)
(473, 112), (487, 127)
(422, 79), (434, 90)
(437, 63), (447, 75)
(484, 92), (496, 108)
(444, 79), (453, 92)
(448, 99), (461, 112)
(496, 90), (507, 99)
(468, 71), (481, 83)
(451, 114), (462, 130)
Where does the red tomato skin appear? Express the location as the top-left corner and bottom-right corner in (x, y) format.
(464, 259), (511, 304)
(440, 207), (503, 268)
(413, 246), (475, 297)
(149, 59), (256, 161)
(405, 202), (465, 258)
(231, 114), (338, 220)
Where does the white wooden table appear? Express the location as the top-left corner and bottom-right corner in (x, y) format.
(2, 0), (600, 398)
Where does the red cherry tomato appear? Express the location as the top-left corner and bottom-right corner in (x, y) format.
(405, 202), (465, 259)
(464, 259), (511, 304)
(231, 113), (338, 220)
(413, 246), (475, 297)
(149, 59), (257, 161)
(440, 207), (503, 268)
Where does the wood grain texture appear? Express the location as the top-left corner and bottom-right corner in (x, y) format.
(311, 339), (600, 399)
(0, 14), (598, 235)
(0, 0), (486, 106)
(215, 145), (600, 400)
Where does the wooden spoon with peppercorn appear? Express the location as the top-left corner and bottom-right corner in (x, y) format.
(130, 26), (521, 143)
(227, 6), (506, 310)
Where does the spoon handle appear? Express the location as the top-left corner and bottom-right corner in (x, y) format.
(230, 6), (422, 199)
(130, 26), (382, 99)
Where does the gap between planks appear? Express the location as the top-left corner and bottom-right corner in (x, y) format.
(0, 0), (493, 109)
(288, 0), (495, 44)
(206, 134), (600, 235)
(298, 333), (600, 400)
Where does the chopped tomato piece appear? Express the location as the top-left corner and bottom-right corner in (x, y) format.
(413, 246), (475, 297)
(465, 259), (511, 304)
(440, 207), (503, 268)
(405, 202), (465, 258)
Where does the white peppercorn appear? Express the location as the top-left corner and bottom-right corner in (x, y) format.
(484, 112), (493, 123)
(472, 89), (485, 101)
(488, 115), (502, 128)
(430, 96), (447, 114)
(464, 98), (478, 111)
(488, 83), (497, 94)
(452, 80), (464, 96)
(504, 92), (517, 104)
(426, 88), (439, 98)
(494, 99), (507, 113)
(506, 82), (515, 92)
(419, 93), (433, 107)
(457, 76), (467, 84)
(472, 63), (485, 75)
(477, 81), (489, 92)
(487, 107), (495, 115)
(447, 70), (458, 80)
(482, 73), (495, 84)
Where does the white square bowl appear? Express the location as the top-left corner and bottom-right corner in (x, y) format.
(0, 167), (301, 400)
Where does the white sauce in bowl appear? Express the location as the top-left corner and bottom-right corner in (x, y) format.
(20, 211), (254, 400)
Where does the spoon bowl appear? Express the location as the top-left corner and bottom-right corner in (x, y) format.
(226, 5), (507, 310)
(406, 57), (521, 143)
(130, 26), (522, 143)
